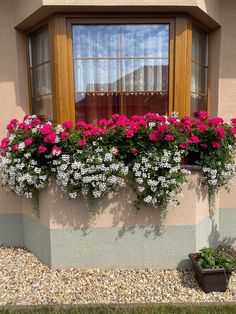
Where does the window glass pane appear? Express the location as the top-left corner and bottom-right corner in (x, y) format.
(125, 93), (168, 117)
(72, 24), (169, 122)
(122, 59), (168, 92)
(122, 24), (169, 58)
(192, 27), (208, 66)
(73, 25), (120, 58)
(190, 94), (207, 113)
(191, 26), (208, 114)
(75, 94), (120, 124)
(29, 26), (50, 66)
(31, 63), (52, 97)
(29, 26), (52, 120)
(191, 63), (208, 94)
(32, 95), (53, 120)
(74, 60), (120, 93)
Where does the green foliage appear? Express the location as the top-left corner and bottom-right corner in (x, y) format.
(195, 248), (236, 271)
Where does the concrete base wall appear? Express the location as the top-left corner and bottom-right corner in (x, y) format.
(0, 211), (225, 269)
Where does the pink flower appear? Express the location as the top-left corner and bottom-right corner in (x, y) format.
(0, 138), (9, 149)
(25, 123), (32, 130)
(197, 124), (208, 133)
(62, 121), (73, 130)
(24, 138), (33, 146)
(38, 145), (47, 153)
(18, 123), (26, 129)
(115, 148), (120, 156)
(168, 117), (177, 125)
(40, 124), (53, 135)
(193, 111), (208, 120)
(164, 134), (174, 141)
(187, 134), (200, 144)
(61, 131), (70, 141)
(1, 150), (6, 157)
(229, 127), (236, 134)
(208, 117), (223, 126)
(112, 114), (120, 120)
(149, 132), (158, 141)
(214, 127), (225, 140)
(7, 123), (15, 131)
(131, 148), (138, 154)
(231, 118), (236, 126)
(212, 141), (221, 149)
(78, 139), (87, 147)
(179, 143), (187, 150)
(84, 130), (92, 137)
(10, 119), (18, 125)
(51, 145), (62, 156)
(23, 115), (30, 121)
(32, 118), (41, 125)
(44, 132), (57, 144)
(12, 144), (19, 151)
(99, 119), (113, 126)
(125, 129), (134, 138)
(76, 121), (88, 128)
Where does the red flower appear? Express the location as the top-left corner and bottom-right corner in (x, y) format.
(84, 130), (92, 137)
(149, 132), (158, 141)
(62, 121), (73, 130)
(214, 127), (225, 140)
(115, 148), (120, 156)
(10, 119), (18, 125)
(212, 141), (221, 149)
(229, 127), (236, 134)
(208, 117), (223, 126)
(44, 132), (57, 144)
(187, 134), (200, 144)
(179, 143), (187, 150)
(1, 150), (6, 157)
(12, 144), (19, 151)
(131, 148), (138, 154)
(32, 118), (41, 125)
(197, 124), (208, 133)
(24, 138), (33, 146)
(78, 139), (87, 147)
(125, 129), (134, 138)
(38, 145), (47, 153)
(193, 111), (208, 120)
(0, 138), (9, 149)
(61, 131), (70, 141)
(164, 134), (174, 141)
(40, 124), (53, 135)
(51, 145), (62, 156)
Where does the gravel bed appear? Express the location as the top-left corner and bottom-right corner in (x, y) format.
(0, 247), (236, 305)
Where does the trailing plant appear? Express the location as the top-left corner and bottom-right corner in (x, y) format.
(0, 111), (236, 214)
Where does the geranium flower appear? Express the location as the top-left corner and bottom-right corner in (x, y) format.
(179, 143), (187, 149)
(212, 141), (221, 149)
(24, 138), (33, 146)
(78, 139), (87, 146)
(40, 124), (53, 135)
(208, 117), (224, 126)
(197, 124), (208, 133)
(164, 134), (174, 141)
(125, 129), (134, 138)
(44, 132), (57, 144)
(38, 145), (47, 153)
(131, 148), (138, 154)
(12, 144), (19, 151)
(62, 121), (73, 130)
(0, 138), (9, 149)
(214, 127), (225, 140)
(51, 145), (62, 156)
(61, 131), (70, 141)
(229, 127), (236, 134)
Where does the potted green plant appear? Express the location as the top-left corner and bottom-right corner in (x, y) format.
(189, 247), (236, 293)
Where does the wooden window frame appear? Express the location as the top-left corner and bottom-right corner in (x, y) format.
(26, 13), (210, 124)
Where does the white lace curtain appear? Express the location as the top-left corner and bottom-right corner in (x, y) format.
(72, 24), (169, 95)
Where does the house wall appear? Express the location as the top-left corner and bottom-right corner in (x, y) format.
(0, 0), (236, 268)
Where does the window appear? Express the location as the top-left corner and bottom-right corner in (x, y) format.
(72, 24), (169, 124)
(29, 26), (53, 120)
(27, 15), (210, 123)
(190, 25), (209, 114)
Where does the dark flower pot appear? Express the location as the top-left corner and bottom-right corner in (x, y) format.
(189, 254), (232, 293)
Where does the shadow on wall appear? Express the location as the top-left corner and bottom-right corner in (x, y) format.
(208, 220), (236, 247)
(46, 181), (165, 239)
(0, 0), (29, 136)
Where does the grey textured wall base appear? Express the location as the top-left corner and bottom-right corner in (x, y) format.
(0, 209), (234, 269)
(0, 214), (23, 246)
(219, 208), (236, 245)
